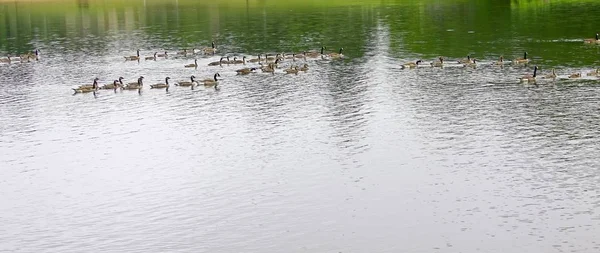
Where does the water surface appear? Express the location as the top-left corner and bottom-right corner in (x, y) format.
(1, 0), (600, 252)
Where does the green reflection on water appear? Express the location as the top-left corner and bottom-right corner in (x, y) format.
(0, 0), (599, 67)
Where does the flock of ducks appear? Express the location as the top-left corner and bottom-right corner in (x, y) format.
(2, 35), (599, 93)
(69, 43), (345, 94)
(400, 47), (600, 84)
(0, 49), (40, 63)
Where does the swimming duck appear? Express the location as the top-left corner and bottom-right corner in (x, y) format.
(0, 56), (11, 63)
(401, 60), (423, 69)
(544, 68), (557, 79)
(123, 76), (144, 90)
(157, 51), (168, 58)
(284, 66), (299, 75)
(586, 68), (599, 76)
(145, 52), (157, 61)
(261, 63), (276, 74)
(184, 59), (198, 68)
(519, 66), (538, 83)
(568, 72), (581, 79)
(29, 50), (39, 61)
(584, 33), (599, 44)
(208, 57), (225, 66)
(236, 67), (257, 75)
(266, 54), (281, 62)
(78, 78), (100, 89)
(73, 78), (99, 93)
(176, 76), (197, 87)
(513, 52), (530, 64)
(492, 56), (505, 66)
(72, 86), (97, 93)
(177, 49), (188, 55)
(150, 77), (171, 89)
(124, 50), (140, 61)
(306, 47), (326, 58)
(101, 77), (124, 89)
(202, 73), (220, 86)
(248, 55), (262, 63)
(299, 64), (309, 72)
(430, 57), (444, 67)
(463, 59), (478, 68)
(232, 56), (246, 64)
(328, 48), (344, 59)
(457, 55), (472, 64)
(202, 41), (217, 55)
(285, 53), (297, 60)
(101, 80), (120, 90)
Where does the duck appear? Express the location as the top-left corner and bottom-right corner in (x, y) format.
(544, 68), (557, 79)
(176, 75), (197, 87)
(29, 49), (39, 61)
(184, 59), (198, 68)
(78, 78), (100, 89)
(124, 50), (140, 61)
(123, 76), (144, 90)
(73, 78), (99, 93)
(583, 33), (599, 44)
(157, 51), (168, 58)
(223, 56), (232, 64)
(457, 55), (472, 64)
(202, 41), (217, 55)
(208, 57), (225, 66)
(285, 53), (296, 60)
(101, 77), (124, 89)
(463, 58), (478, 68)
(284, 66), (299, 75)
(261, 63), (276, 74)
(296, 53), (307, 59)
(513, 52), (530, 64)
(0, 56), (11, 63)
(401, 60), (423, 69)
(568, 72), (581, 79)
(177, 49), (188, 55)
(299, 64), (309, 72)
(201, 73), (220, 86)
(586, 68), (599, 76)
(248, 55), (262, 63)
(519, 66), (538, 83)
(492, 56), (505, 66)
(265, 54), (281, 62)
(430, 57), (444, 67)
(145, 52), (157, 61)
(232, 56), (246, 64)
(101, 80), (120, 90)
(328, 48), (344, 59)
(150, 77), (171, 90)
(72, 86), (97, 93)
(306, 47), (326, 58)
(236, 67), (257, 75)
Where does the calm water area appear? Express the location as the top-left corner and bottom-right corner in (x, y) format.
(1, 0), (600, 252)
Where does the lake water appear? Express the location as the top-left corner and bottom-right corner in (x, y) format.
(1, 0), (600, 252)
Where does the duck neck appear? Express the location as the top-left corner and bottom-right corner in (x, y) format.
(166, 78), (169, 84)
(533, 67), (537, 77)
(213, 74), (218, 81)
